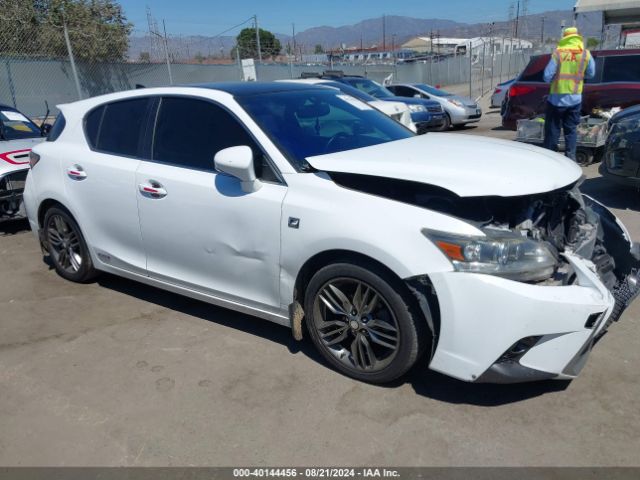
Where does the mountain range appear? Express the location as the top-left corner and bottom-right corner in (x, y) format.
(128, 10), (606, 61)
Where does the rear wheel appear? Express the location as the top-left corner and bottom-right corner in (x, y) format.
(576, 148), (594, 166)
(43, 207), (98, 283)
(436, 113), (451, 131)
(304, 262), (427, 383)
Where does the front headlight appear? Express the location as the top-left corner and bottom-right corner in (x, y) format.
(447, 99), (464, 108)
(423, 228), (557, 282)
(408, 104), (426, 113)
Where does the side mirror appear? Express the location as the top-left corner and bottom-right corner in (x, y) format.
(41, 123), (52, 136)
(214, 146), (262, 193)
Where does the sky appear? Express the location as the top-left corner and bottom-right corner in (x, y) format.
(120, 0), (578, 36)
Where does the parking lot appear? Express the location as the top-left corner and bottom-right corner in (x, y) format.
(1, 93), (639, 467)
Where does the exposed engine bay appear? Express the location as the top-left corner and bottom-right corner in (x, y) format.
(330, 172), (640, 317)
(0, 170), (27, 221)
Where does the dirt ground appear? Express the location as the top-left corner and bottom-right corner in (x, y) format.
(1, 94), (639, 466)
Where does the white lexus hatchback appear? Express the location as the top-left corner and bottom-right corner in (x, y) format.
(24, 83), (639, 384)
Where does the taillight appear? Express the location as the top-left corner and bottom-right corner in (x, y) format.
(494, 88), (502, 94)
(29, 151), (40, 168)
(509, 85), (535, 97)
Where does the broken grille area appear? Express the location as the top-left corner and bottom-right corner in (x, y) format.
(0, 169), (28, 219)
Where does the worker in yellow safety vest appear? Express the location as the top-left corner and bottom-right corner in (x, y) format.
(542, 27), (595, 161)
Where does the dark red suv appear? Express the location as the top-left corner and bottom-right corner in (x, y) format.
(502, 49), (640, 130)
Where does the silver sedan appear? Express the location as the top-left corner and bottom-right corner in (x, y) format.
(387, 83), (482, 129)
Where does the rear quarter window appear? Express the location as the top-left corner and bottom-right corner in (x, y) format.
(46, 113), (66, 142)
(603, 55), (640, 82)
(519, 55), (549, 83)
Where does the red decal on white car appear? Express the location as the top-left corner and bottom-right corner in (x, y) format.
(0, 149), (31, 165)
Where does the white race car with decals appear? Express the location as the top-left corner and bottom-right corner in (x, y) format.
(1, 105), (47, 222)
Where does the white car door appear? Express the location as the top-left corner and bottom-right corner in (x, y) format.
(63, 98), (151, 274)
(136, 96), (287, 311)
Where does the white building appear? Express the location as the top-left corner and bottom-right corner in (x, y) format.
(402, 36), (533, 56)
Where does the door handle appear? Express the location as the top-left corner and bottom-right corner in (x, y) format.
(138, 180), (167, 199)
(67, 165), (87, 180)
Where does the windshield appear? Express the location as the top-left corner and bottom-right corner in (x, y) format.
(319, 81), (376, 103)
(414, 84), (453, 97)
(341, 78), (394, 99)
(238, 89), (414, 168)
(0, 108), (41, 140)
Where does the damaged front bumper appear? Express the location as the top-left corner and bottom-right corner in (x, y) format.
(0, 169), (28, 222)
(408, 220), (640, 384)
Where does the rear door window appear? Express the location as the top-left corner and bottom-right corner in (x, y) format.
(603, 55), (640, 83)
(94, 98), (150, 157)
(390, 86), (420, 97)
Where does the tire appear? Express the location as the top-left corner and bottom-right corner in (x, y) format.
(576, 148), (593, 166)
(303, 262), (427, 384)
(436, 113), (451, 131)
(43, 206), (98, 283)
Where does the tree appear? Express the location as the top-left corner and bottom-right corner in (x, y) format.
(138, 51), (151, 63)
(586, 37), (599, 49)
(236, 27), (281, 59)
(314, 44), (324, 54)
(0, 0), (132, 62)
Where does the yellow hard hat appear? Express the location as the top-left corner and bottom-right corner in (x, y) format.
(563, 27), (579, 37)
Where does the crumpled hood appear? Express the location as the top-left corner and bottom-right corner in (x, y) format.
(306, 133), (582, 197)
(0, 137), (43, 174)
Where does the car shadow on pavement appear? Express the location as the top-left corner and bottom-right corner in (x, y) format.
(404, 367), (570, 406)
(98, 273), (572, 405)
(96, 274), (321, 359)
(0, 218), (30, 236)
(581, 176), (640, 212)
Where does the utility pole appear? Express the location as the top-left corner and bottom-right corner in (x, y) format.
(382, 15), (386, 51)
(254, 15), (262, 63)
(292, 23), (296, 62)
(159, 19), (173, 85)
(540, 16), (545, 45)
(392, 33), (396, 66)
(63, 21), (82, 99)
(514, 0), (520, 38)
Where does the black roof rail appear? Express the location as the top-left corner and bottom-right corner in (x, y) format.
(300, 72), (322, 79)
(322, 70), (345, 77)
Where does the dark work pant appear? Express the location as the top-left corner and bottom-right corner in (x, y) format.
(543, 102), (582, 161)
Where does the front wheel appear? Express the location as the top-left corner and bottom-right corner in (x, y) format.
(43, 206), (98, 283)
(435, 113), (451, 131)
(304, 262), (427, 384)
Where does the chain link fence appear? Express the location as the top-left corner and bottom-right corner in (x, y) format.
(1, 8), (531, 117)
